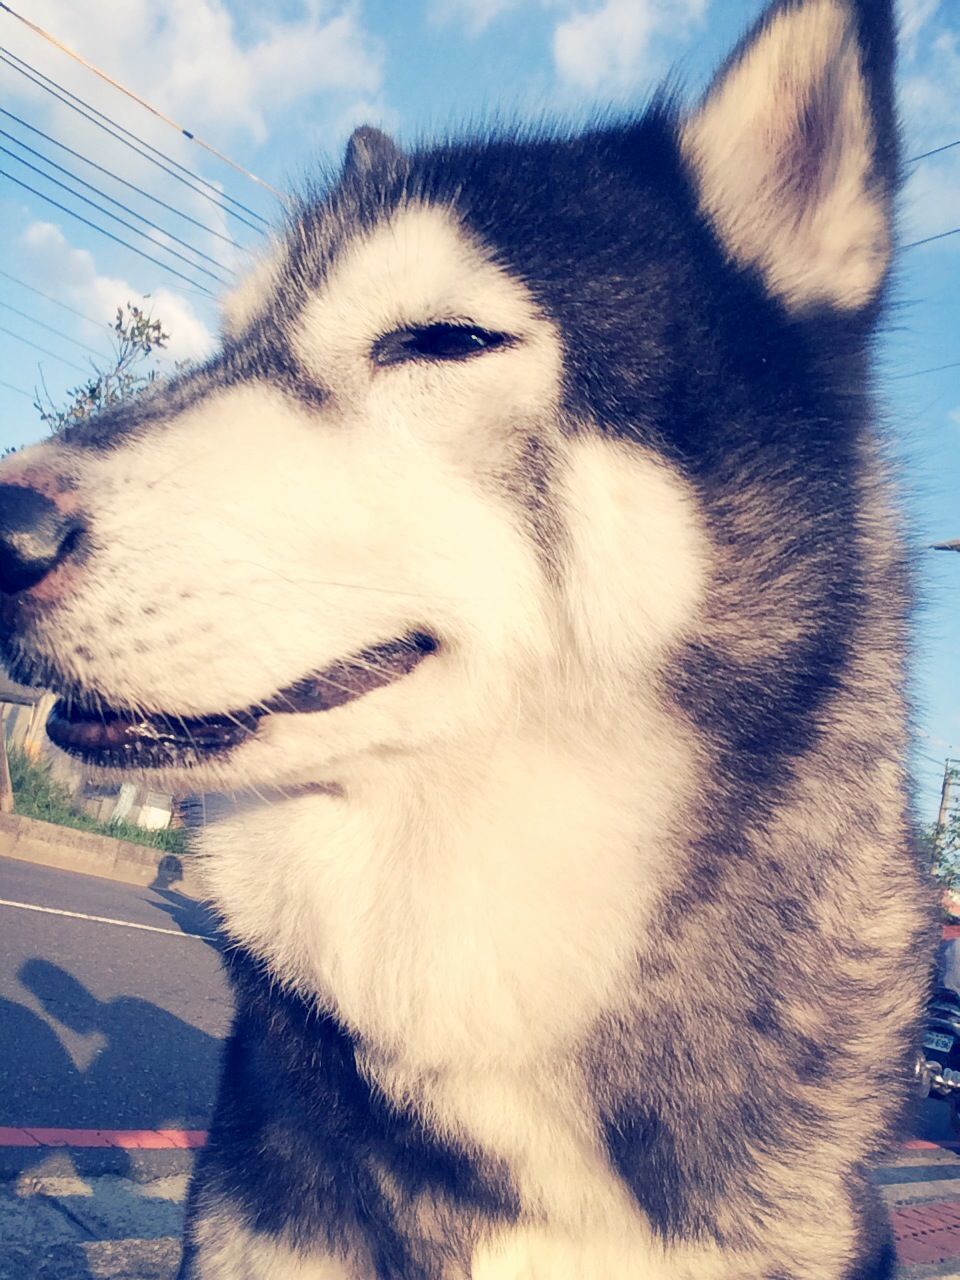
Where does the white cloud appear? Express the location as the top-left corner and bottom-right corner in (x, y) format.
(900, 0), (942, 54)
(950, 407), (960, 428)
(9, 0), (383, 144)
(899, 17), (960, 246)
(552, 0), (708, 97)
(902, 29), (960, 149)
(166, 4), (383, 142)
(19, 220), (215, 365)
(429, 0), (524, 37)
(326, 97), (403, 147)
(902, 155), (960, 245)
(433, 0), (709, 88)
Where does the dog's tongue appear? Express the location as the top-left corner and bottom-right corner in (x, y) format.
(45, 632), (438, 768)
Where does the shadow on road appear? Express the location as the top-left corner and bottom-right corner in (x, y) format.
(11, 958), (222, 1131)
(0, 987), (83, 1132)
(146, 880), (223, 952)
(0, 959), (218, 1276)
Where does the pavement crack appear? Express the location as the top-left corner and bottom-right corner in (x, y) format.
(46, 1196), (98, 1239)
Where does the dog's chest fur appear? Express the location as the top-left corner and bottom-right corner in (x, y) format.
(195, 729), (716, 1277)
(198, 723), (685, 1073)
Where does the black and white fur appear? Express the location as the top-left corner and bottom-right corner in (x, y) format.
(0, 0), (934, 1276)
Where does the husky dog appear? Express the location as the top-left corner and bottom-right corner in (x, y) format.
(0, 0), (934, 1275)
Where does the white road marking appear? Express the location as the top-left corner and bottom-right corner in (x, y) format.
(0, 897), (212, 940)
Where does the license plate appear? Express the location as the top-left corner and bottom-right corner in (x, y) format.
(924, 1032), (955, 1054)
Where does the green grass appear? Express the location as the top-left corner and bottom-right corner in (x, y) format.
(6, 746), (187, 854)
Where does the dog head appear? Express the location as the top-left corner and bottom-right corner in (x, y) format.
(0, 0), (898, 794)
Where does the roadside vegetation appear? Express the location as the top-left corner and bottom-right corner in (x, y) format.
(7, 747), (186, 854)
(0, 301), (188, 857)
(35, 303), (171, 434)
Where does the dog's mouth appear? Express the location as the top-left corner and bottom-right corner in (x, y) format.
(45, 631), (438, 770)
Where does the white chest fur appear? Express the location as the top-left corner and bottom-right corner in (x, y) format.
(198, 734), (671, 1070)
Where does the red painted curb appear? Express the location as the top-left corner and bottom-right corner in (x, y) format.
(23, 1128), (115, 1148)
(0, 1127), (38, 1147)
(0, 1127), (207, 1149)
(156, 1129), (207, 1149)
(1, 1129), (956, 1154)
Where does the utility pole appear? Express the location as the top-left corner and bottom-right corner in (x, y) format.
(0, 710), (13, 814)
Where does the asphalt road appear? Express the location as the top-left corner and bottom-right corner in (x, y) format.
(1, 855), (960, 1278)
(0, 856), (232, 1133)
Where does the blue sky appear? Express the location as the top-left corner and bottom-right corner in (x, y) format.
(0, 0), (957, 817)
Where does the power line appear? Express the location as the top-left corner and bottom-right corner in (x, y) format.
(908, 139), (960, 164)
(0, 378), (32, 399)
(890, 361), (960, 380)
(0, 1), (290, 206)
(0, 128), (235, 275)
(0, 268), (110, 329)
(0, 146), (230, 284)
(0, 167), (216, 296)
(0, 44), (271, 228)
(903, 225), (960, 251)
(919, 751), (954, 769)
(0, 321), (87, 373)
(0, 107), (251, 254)
(920, 732), (958, 753)
(0, 300), (109, 359)
(0, 48), (268, 234)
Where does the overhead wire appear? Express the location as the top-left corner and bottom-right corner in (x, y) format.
(0, 8), (956, 394)
(0, 299), (111, 359)
(0, 48), (269, 233)
(900, 132), (960, 374)
(908, 139), (960, 164)
(903, 226), (960, 251)
(0, 108), (252, 254)
(0, 268), (111, 329)
(890, 361), (960, 380)
(919, 752), (955, 769)
(0, 321), (88, 373)
(0, 167), (216, 296)
(0, 2), (954, 217)
(0, 127), (237, 274)
(0, 147), (231, 284)
(0, 2), (290, 206)
(0, 44), (272, 226)
(901, 136), (960, 256)
(0, 379), (32, 399)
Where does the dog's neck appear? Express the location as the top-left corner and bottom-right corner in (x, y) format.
(196, 717), (687, 1070)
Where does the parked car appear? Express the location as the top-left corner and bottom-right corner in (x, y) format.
(916, 945), (960, 1133)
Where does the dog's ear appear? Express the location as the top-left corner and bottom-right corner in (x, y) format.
(343, 125), (403, 180)
(681, 0), (897, 313)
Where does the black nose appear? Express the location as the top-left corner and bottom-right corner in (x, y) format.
(0, 484), (86, 595)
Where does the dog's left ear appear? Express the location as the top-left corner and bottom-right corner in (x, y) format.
(343, 125), (403, 180)
(682, 0), (897, 313)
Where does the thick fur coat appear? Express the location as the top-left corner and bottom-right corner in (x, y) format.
(0, 0), (934, 1276)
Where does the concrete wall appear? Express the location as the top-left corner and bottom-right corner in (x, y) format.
(0, 811), (203, 897)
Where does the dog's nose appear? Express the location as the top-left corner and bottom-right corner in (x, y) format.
(0, 484), (86, 595)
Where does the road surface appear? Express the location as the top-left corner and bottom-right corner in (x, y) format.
(1, 856), (960, 1278)
(0, 856), (230, 1132)
(0, 855), (230, 1278)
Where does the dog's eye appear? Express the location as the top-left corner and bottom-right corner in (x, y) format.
(372, 323), (514, 367)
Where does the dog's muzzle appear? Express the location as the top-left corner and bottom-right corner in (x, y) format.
(0, 480), (439, 771)
(44, 632), (439, 770)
